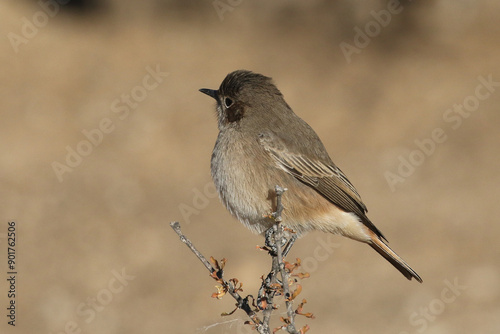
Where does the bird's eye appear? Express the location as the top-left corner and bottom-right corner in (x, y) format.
(224, 97), (233, 108)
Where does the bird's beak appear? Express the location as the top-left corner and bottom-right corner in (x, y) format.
(199, 88), (218, 100)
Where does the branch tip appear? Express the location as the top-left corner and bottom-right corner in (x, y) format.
(170, 186), (311, 334)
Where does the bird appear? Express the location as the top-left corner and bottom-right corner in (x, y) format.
(199, 70), (422, 283)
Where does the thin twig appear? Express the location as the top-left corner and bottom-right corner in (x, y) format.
(272, 186), (298, 333)
(260, 255), (279, 330)
(275, 228), (298, 333)
(273, 185), (286, 223)
(170, 222), (213, 272)
(170, 185), (308, 334)
(170, 222), (266, 333)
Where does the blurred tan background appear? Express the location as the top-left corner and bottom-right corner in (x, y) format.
(1, 0), (499, 333)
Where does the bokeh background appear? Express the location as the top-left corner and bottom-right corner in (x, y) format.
(1, 1), (499, 333)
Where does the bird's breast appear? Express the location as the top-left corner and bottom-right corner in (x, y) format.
(211, 130), (279, 233)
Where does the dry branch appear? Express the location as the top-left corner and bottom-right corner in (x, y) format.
(170, 186), (313, 333)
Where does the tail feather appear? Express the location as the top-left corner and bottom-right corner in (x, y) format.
(369, 235), (422, 283)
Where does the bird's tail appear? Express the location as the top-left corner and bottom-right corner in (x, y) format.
(369, 233), (422, 283)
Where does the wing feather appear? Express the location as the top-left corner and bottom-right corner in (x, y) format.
(259, 132), (386, 240)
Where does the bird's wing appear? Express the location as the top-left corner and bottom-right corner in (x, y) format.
(258, 131), (386, 240)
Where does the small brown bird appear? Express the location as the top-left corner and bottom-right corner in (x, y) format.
(200, 70), (422, 283)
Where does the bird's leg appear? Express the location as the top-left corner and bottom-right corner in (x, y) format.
(282, 234), (297, 257)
